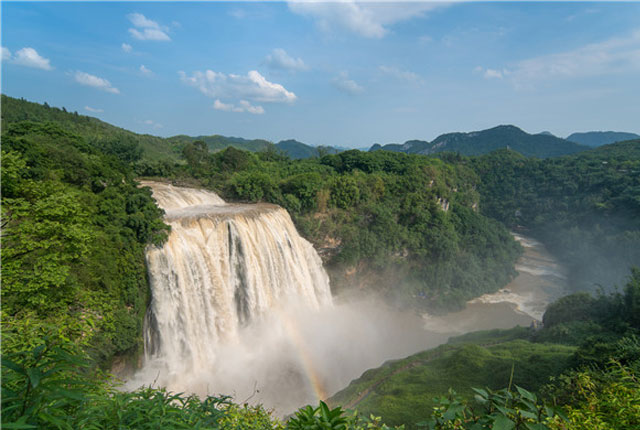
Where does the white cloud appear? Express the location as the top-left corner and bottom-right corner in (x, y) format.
(332, 71), (364, 95)
(419, 35), (433, 45)
(127, 13), (171, 41)
(483, 68), (504, 79)
(214, 99), (264, 115)
(2, 47), (11, 61)
(11, 47), (52, 70)
(214, 99), (242, 112)
(265, 48), (308, 71)
(122, 43), (133, 53)
(379, 65), (422, 83)
(128, 12), (160, 29)
(74, 71), (120, 94)
(84, 106), (104, 113)
(129, 28), (171, 41)
(288, 1), (444, 39)
(180, 69), (297, 108)
(140, 65), (153, 76)
(507, 29), (640, 88)
(141, 119), (163, 129)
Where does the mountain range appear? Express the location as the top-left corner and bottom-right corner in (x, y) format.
(369, 125), (589, 158)
(2, 95), (637, 161)
(566, 131), (640, 147)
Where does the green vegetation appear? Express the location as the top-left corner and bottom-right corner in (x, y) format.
(2, 95), (639, 430)
(329, 269), (640, 429)
(370, 125), (588, 158)
(169, 135), (340, 159)
(566, 130), (640, 147)
(1, 119), (168, 367)
(1, 95), (179, 162)
(469, 141), (640, 293)
(154, 145), (521, 311)
(328, 340), (574, 427)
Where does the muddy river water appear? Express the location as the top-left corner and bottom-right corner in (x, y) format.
(423, 233), (568, 335)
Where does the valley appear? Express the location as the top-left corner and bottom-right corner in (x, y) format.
(2, 96), (639, 429)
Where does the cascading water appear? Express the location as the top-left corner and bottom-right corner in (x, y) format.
(132, 181), (333, 409)
(128, 181), (435, 414)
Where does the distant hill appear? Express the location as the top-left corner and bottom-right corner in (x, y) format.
(370, 125), (589, 158)
(169, 134), (273, 153)
(1, 95), (180, 162)
(566, 131), (640, 147)
(275, 139), (340, 159)
(169, 135), (341, 159)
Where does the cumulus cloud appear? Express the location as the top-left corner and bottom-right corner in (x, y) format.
(84, 106), (104, 113)
(265, 48), (308, 71)
(140, 64), (153, 76)
(180, 69), (296, 114)
(378, 65), (422, 83)
(127, 12), (171, 41)
(122, 43), (133, 53)
(288, 1), (444, 39)
(508, 29), (640, 87)
(332, 71), (364, 95)
(214, 99), (265, 115)
(74, 71), (120, 94)
(7, 47), (53, 70)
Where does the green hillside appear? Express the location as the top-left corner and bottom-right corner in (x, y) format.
(329, 338), (575, 427)
(370, 125), (588, 158)
(168, 134), (274, 153)
(567, 131), (640, 147)
(1, 95), (180, 162)
(169, 134), (341, 159)
(469, 140), (640, 293)
(329, 270), (640, 429)
(156, 146), (522, 311)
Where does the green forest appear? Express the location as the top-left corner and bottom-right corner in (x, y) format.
(2, 96), (639, 429)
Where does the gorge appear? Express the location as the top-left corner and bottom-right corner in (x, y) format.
(127, 181), (569, 415)
(129, 182), (436, 413)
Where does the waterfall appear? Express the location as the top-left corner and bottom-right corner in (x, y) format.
(129, 182), (434, 415)
(133, 181), (333, 409)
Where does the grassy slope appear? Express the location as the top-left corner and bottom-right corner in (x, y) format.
(1, 95), (180, 162)
(329, 328), (575, 428)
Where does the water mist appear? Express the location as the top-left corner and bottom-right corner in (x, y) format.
(127, 182), (437, 414)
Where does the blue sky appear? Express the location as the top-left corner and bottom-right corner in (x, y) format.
(2, 1), (639, 148)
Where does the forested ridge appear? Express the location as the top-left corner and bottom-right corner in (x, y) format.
(369, 125), (589, 158)
(466, 141), (640, 294)
(2, 95), (639, 429)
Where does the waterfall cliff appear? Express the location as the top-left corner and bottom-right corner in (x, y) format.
(129, 182), (432, 414)
(134, 182), (332, 407)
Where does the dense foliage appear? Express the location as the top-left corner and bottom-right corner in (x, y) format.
(146, 144), (521, 310)
(1, 95), (179, 162)
(330, 269), (640, 429)
(169, 134), (340, 159)
(1, 120), (168, 366)
(469, 141), (640, 294)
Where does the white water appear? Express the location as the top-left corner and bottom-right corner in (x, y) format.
(128, 182), (435, 413)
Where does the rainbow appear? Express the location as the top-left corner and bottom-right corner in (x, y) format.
(276, 310), (328, 402)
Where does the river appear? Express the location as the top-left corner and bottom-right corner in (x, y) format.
(422, 233), (568, 335)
